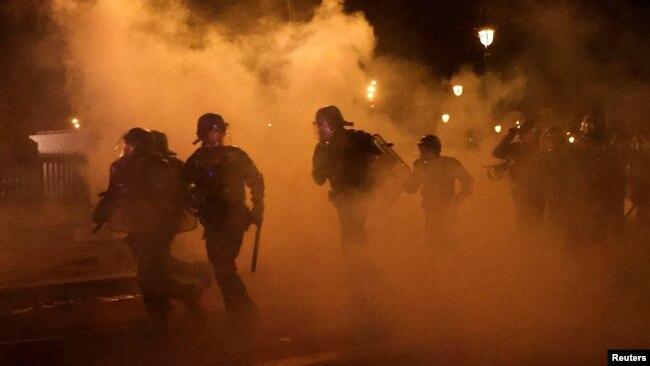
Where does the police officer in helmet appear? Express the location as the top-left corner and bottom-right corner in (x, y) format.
(183, 113), (264, 323)
(405, 134), (473, 246)
(93, 127), (201, 337)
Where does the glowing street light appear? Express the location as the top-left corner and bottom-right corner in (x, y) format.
(366, 80), (377, 102)
(71, 117), (80, 129)
(494, 124), (502, 134)
(452, 85), (463, 96)
(569, 136), (575, 143)
(441, 114), (450, 123)
(478, 27), (495, 48)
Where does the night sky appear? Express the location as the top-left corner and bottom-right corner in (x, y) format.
(0, 0), (648, 135)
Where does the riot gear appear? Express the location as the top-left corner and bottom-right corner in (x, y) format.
(194, 113), (228, 145)
(94, 129), (201, 337)
(492, 116), (544, 229)
(314, 105), (351, 142)
(184, 116), (264, 320)
(418, 135), (442, 154)
(151, 130), (177, 156)
(123, 127), (155, 156)
(406, 135), (473, 246)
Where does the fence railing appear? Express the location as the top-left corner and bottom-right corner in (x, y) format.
(0, 153), (88, 204)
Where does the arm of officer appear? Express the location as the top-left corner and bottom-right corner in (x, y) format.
(312, 143), (330, 185)
(404, 159), (424, 193)
(452, 158), (474, 201)
(241, 151), (265, 224)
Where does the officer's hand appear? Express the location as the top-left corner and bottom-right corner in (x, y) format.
(250, 206), (264, 226)
(507, 126), (519, 137)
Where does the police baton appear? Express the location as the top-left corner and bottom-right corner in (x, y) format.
(251, 222), (262, 273)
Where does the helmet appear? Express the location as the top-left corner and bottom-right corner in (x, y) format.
(418, 134), (441, 154)
(315, 105), (346, 126)
(314, 105), (349, 142)
(197, 113), (228, 135)
(151, 130), (176, 156)
(123, 127), (154, 156)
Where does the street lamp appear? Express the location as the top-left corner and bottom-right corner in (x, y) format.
(71, 117), (80, 129)
(452, 85), (463, 97)
(478, 27), (495, 49)
(366, 80), (377, 102)
(441, 114), (450, 123)
(494, 124), (502, 134)
(478, 27), (495, 128)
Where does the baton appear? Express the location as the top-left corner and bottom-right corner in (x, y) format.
(251, 222), (262, 273)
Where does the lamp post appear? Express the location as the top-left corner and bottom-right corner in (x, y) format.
(452, 85), (463, 97)
(367, 80), (377, 108)
(478, 27), (495, 126)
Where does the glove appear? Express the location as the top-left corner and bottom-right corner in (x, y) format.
(250, 205), (264, 226)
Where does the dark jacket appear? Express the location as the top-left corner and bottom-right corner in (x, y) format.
(312, 129), (381, 197)
(183, 145), (264, 218)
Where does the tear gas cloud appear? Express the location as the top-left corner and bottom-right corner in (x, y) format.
(37, 0), (650, 363)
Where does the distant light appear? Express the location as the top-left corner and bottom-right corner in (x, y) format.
(71, 118), (78, 124)
(441, 114), (450, 123)
(367, 92), (374, 101)
(267, 123), (272, 127)
(478, 28), (495, 48)
(367, 85), (376, 93)
(569, 136), (575, 143)
(371, 80), (377, 86)
(495, 125), (502, 133)
(74, 124), (80, 129)
(452, 85), (463, 96)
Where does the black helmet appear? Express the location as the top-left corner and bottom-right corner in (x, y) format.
(123, 127), (154, 156)
(315, 105), (347, 126)
(194, 113), (228, 144)
(151, 130), (176, 156)
(197, 113), (228, 134)
(418, 134), (441, 153)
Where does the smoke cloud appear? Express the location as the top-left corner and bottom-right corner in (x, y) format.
(28, 0), (648, 363)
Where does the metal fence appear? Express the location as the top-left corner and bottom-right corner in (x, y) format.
(0, 153), (88, 204)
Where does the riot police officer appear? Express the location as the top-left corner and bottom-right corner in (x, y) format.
(311, 105), (385, 331)
(93, 127), (201, 337)
(311, 105), (382, 254)
(571, 114), (626, 244)
(183, 113), (264, 321)
(405, 135), (473, 246)
(492, 119), (544, 229)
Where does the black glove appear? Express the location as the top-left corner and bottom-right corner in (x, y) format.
(250, 205), (264, 226)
